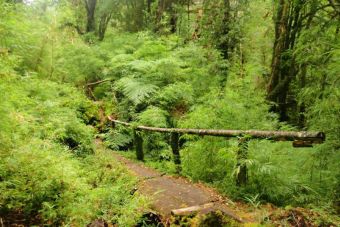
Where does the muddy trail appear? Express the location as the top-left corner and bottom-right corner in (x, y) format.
(111, 152), (338, 227)
(110, 152), (256, 225)
(92, 134), (338, 226)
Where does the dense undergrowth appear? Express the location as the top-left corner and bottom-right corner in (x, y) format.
(1, 3), (147, 225)
(1, 0), (339, 225)
(36, 25), (338, 214)
(0, 4), (151, 225)
(0, 74), (148, 225)
(89, 32), (339, 216)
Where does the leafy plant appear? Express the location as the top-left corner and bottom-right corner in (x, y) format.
(115, 77), (159, 106)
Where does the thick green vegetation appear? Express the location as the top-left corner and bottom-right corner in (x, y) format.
(0, 75), (148, 225)
(99, 33), (338, 211)
(0, 1), (148, 225)
(0, 0), (339, 225)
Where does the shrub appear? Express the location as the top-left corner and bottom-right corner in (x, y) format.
(0, 75), (148, 225)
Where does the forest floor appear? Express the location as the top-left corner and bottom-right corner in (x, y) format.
(106, 149), (258, 224)
(110, 151), (340, 226)
(91, 139), (339, 226)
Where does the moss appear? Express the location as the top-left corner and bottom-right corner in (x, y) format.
(172, 211), (241, 227)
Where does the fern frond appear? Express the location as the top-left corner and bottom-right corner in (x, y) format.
(115, 77), (158, 105)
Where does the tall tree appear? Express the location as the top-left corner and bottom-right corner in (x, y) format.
(97, 0), (120, 40)
(84, 0), (97, 33)
(198, 0), (244, 59)
(124, 0), (146, 32)
(98, 12), (111, 40)
(266, 0), (338, 122)
(218, 0), (231, 59)
(154, 0), (186, 33)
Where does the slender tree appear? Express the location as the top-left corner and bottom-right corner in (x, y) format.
(84, 0), (97, 33)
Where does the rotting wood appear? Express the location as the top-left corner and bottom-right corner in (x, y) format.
(107, 117), (325, 143)
(171, 202), (246, 223)
(293, 140), (313, 147)
(171, 203), (215, 216)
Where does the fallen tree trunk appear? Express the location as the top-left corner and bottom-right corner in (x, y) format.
(171, 202), (246, 223)
(171, 203), (215, 216)
(108, 117), (325, 143)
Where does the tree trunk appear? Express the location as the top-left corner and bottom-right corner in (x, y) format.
(155, 0), (179, 33)
(134, 0), (145, 31)
(85, 0), (97, 33)
(147, 0), (153, 13)
(134, 130), (144, 161)
(236, 137), (249, 186)
(267, 0), (304, 122)
(219, 0), (231, 59)
(98, 13), (111, 41)
(267, 0), (290, 120)
(108, 118), (325, 143)
(170, 132), (181, 173)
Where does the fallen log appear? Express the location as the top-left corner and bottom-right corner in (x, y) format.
(107, 117), (325, 143)
(171, 202), (247, 223)
(108, 116), (325, 186)
(171, 203), (215, 216)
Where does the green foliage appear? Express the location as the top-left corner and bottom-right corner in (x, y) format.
(153, 82), (194, 112)
(137, 106), (168, 128)
(54, 43), (105, 84)
(96, 28), (338, 214)
(0, 140), (147, 226)
(180, 87), (277, 130)
(0, 71), (147, 225)
(0, 6), (150, 222)
(0, 76), (95, 155)
(103, 127), (133, 150)
(116, 77), (159, 106)
(1, 0), (339, 222)
(0, 1), (43, 73)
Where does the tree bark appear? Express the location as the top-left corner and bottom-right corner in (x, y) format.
(170, 132), (181, 172)
(267, 0), (305, 122)
(155, 0), (179, 33)
(267, 0), (290, 121)
(147, 0), (153, 13)
(236, 137), (249, 186)
(219, 0), (231, 59)
(134, 130), (144, 161)
(108, 118), (325, 143)
(98, 13), (112, 41)
(85, 0), (97, 33)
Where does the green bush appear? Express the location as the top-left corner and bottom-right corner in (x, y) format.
(0, 141), (148, 226)
(0, 74), (148, 225)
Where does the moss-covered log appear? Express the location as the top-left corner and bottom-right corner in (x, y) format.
(108, 117), (325, 143)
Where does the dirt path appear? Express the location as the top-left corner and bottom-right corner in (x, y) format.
(111, 152), (255, 224)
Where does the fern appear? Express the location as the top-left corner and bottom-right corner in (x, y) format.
(137, 106), (168, 127)
(104, 128), (133, 150)
(115, 77), (158, 105)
